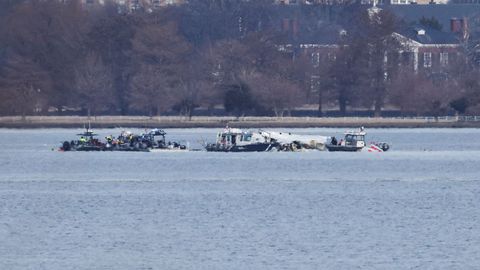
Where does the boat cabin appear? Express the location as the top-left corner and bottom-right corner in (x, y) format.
(142, 128), (167, 145)
(76, 130), (99, 144)
(216, 128), (266, 146)
(340, 130), (366, 148)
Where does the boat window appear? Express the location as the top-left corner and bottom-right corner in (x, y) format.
(242, 134), (252, 141)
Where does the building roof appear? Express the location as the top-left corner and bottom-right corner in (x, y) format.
(385, 4), (480, 30)
(397, 24), (461, 44)
(275, 4), (472, 46)
(296, 24), (345, 45)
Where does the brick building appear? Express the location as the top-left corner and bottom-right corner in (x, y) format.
(393, 26), (461, 73)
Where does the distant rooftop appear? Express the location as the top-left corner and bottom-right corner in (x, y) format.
(397, 25), (461, 44)
(385, 4), (480, 29)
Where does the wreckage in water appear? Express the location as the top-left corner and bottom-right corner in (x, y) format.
(205, 127), (329, 152)
(257, 130), (328, 151)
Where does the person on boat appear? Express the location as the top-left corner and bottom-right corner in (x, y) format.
(338, 139), (343, 146)
(79, 136), (87, 144)
(331, 137), (338, 145)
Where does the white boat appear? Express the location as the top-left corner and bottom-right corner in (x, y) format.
(205, 127), (278, 152)
(326, 127), (390, 152)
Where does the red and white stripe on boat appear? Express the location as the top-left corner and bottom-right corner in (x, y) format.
(367, 144), (383, 152)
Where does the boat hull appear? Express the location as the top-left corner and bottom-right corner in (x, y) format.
(325, 144), (363, 152)
(60, 141), (104, 151)
(74, 145), (104, 151)
(206, 143), (277, 152)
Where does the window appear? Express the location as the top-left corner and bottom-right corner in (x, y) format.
(311, 52), (320, 68)
(398, 51), (410, 66)
(310, 75), (320, 94)
(440, 52), (449, 66)
(327, 52), (336, 61)
(242, 134), (252, 142)
(423, 52), (432, 68)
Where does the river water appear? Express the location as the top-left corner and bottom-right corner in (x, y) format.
(0, 128), (479, 269)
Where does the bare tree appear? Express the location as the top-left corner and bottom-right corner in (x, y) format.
(3, 0), (88, 110)
(463, 12), (480, 66)
(212, 31), (301, 115)
(129, 14), (192, 116)
(389, 69), (455, 117)
(74, 52), (116, 116)
(0, 54), (50, 118)
(330, 41), (368, 116)
(244, 72), (302, 117)
(292, 51), (335, 116)
(87, 4), (137, 115)
(173, 51), (217, 119)
(128, 64), (174, 117)
(363, 9), (401, 117)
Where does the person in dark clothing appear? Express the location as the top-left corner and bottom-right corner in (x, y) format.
(331, 136), (338, 145)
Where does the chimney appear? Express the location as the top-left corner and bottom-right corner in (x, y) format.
(282, 18), (290, 32)
(451, 17), (463, 33)
(292, 18), (299, 38)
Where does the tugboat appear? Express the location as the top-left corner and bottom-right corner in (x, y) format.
(326, 127), (390, 152)
(205, 127), (279, 152)
(60, 128), (105, 151)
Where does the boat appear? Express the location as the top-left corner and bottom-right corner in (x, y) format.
(61, 128), (187, 152)
(326, 127), (390, 152)
(205, 127), (279, 152)
(104, 129), (187, 152)
(103, 130), (150, 152)
(326, 129), (366, 152)
(140, 129), (187, 151)
(60, 128), (105, 151)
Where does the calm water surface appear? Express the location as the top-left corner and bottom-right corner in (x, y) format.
(0, 128), (479, 269)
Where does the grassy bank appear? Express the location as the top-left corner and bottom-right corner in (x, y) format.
(1, 116), (480, 128)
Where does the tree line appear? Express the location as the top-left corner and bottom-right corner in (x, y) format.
(0, 0), (479, 118)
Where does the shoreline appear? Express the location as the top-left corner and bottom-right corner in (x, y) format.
(1, 116), (480, 129)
